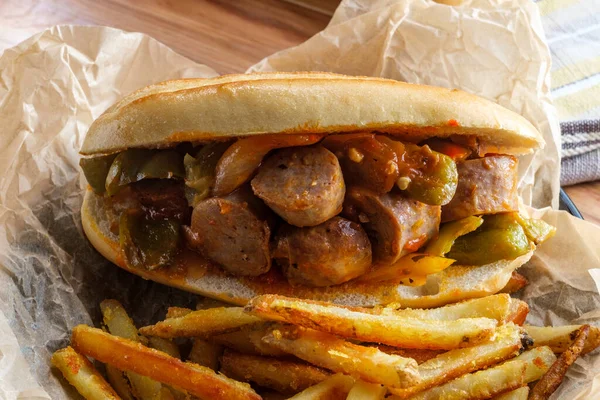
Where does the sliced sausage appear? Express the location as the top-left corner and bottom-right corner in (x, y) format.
(343, 187), (440, 265)
(186, 187), (271, 276)
(441, 155), (518, 222)
(272, 217), (372, 287)
(251, 146), (345, 227)
(322, 134), (399, 194)
(131, 180), (190, 222)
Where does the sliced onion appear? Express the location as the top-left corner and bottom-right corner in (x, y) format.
(212, 134), (322, 196)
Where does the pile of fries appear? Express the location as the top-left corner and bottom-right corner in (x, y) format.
(53, 291), (600, 400)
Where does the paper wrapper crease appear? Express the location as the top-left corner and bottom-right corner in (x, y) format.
(0, 1), (598, 399)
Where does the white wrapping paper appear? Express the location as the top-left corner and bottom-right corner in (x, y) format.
(0, 25), (218, 399)
(0, 1), (599, 399)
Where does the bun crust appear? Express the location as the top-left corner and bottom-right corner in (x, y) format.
(80, 72), (543, 156)
(81, 189), (533, 307)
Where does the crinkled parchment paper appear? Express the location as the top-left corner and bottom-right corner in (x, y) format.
(0, 1), (598, 398)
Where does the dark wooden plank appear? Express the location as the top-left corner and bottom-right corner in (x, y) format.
(564, 182), (600, 225)
(0, 0), (330, 73)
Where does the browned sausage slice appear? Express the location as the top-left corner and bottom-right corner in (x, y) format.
(251, 146), (345, 227)
(186, 187), (271, 277)
(441, 155), (518, 222)
(343, 187), (440, 265)
(272, 217), (372, 287)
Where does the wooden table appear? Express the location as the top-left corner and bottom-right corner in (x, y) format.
(1, 0), (598, 224)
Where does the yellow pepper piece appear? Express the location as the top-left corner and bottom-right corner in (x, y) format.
(425, 216), (484, 256)
(358, 253), (455, 286)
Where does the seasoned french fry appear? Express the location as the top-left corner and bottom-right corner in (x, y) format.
(390, 346), (556, 400)
(197, 297), (232, 309)
(382, 294), (511, 322)
(212, 329), (259, 355)
(346, 380), (386, 400)
(212, 323), (286, 357)
(100, 299), (141, 342)
(262, 325), (419, 388)
(246, 295), (497, 350)
(397, 360), (527, 400)
(148, 337), (181, 359)
(146, 338), (190, 400)
(100, 299), (167, 400)
(491, 387), (529, 400)
(51, 346), (121, 400)
(105, 365), (135, 400)
(189, 338), (223, 370)
(372, 345), (443, 364)
(499, 271), (529, 294)
(525, 324), (600, 354)
(166, 307), (193, 319)
(512, 346), (557, 381)
(506, 299), (529, 326)
(389, 324), (523, 398)
(71, 325), (261, 400)
(159, 388), (175, 400)
(530, 325), (589, 400)
(139, 307), (262, 338)
(287, 374), (354, 400)
(220, 349), (331, 394)
(148, 336), (190, 400)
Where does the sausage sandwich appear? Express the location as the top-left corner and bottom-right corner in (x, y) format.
(79, 72), (554, 307)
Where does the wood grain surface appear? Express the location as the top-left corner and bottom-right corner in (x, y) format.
(564, 182), (600, 225)
(0, 0), (334, 73)
(0, 0), (598, 224)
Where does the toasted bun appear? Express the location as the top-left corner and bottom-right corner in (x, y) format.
(80, 72), (543, 156)
(81, 188), (533, 307)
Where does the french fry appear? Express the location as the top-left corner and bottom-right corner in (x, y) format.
(159, 388), (175, 400)
(397, 360), (527, 400)
(212, 323), (286, 357)
(105, 365), (135, 400)
(220, 349), (331, 394)
(189, 338), (223, 370)
(506, 299), (529, 326)
(100, 299), (167, 400)
(372, 346), (443, 364)
(525, 324), (600, 354)
(287, 374), (354, 400)
(492, 386), (530, 400)
(346, 380), (386, 400)
(529, 325), (590, 400)
(212, 329), (259, 355)
(100, 299), (142, 342)
(148, 337), (181, 359)
(246, 295), (497, 350)
(389, 324), (523, 398)
(197, 297), (233, 309)
(499, 271), (529, 294)
(390, 346), (557, 400)
(139, 307), (262, 338)
(512, 346), (557, 382)
(51, 346), (121, 400)
(146, 338), (189, 400)
(166, 306), (193, 319)
(381, 294), (511, 322)
(71, 325), (261, 400)
(262, 325), (419, 388)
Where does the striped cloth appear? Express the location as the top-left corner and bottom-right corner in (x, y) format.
(538, 0), (600, 185)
